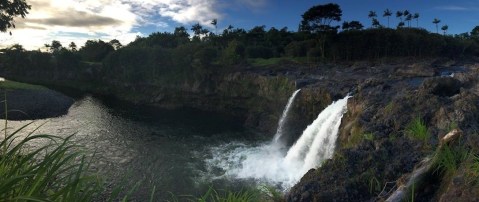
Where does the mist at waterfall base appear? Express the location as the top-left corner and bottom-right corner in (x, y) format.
(206, 94), (351, 190)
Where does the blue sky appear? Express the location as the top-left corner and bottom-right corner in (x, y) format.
(1, 0), (478, 50)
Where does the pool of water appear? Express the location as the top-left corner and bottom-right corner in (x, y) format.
(4, 95), (267, 200)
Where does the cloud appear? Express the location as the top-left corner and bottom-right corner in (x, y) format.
(434, 5), (479, 11)
(1, 0), (267, 50)
(236, 0), (268, 9)
(27, 10), (122, 27)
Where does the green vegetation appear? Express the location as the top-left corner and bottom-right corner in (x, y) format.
(405, 117), (429, 142)
(0, 79), (46, 90)
(434, 144), (470, 175)
(0, 122), (103, 201)
(199, 188), (260, 202)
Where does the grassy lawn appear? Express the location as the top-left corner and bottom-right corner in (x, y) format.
(0, 79), (47, 90)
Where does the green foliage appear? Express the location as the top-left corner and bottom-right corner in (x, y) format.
(469, 154), (479, 184)
(0, 123), (103, 201)
(79, 40), (114, 62)
(221, 40), (245, 65)
(197, 188), (260, 202)
(434, 144), (470, 175)
(0, 0), (31, 33)
(406, 117), (429, 142)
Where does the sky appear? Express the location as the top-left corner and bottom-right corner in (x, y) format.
(1, 0), (478, 50)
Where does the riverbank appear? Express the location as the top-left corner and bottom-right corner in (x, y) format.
(0, 80), (74, 120)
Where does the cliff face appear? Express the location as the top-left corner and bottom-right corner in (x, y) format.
(287, 61), (479, 201)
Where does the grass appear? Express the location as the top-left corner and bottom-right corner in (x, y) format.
(0, 79), (46, 90)
(405, 117), (429, 142)
(0, 122), (103, 201)
(434, 144), (470, 175)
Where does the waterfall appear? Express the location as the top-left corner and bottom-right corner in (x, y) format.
(272, 89), (301, 144)
(206, 95), (351, 189)
(284, 95), (350, 178)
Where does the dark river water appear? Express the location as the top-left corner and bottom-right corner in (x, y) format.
(7, 95), (270, 200)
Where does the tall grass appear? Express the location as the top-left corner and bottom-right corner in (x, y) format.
(0, 122), (105, 201)
(405, 117), (429, 142)
(198, 187), (261, 202)
(434, 144), (470, 175)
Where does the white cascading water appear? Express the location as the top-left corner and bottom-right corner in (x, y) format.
(206, 95), (351, 189)
(272, 89), (301, 144)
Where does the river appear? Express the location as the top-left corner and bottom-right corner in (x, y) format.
(4, 94), (267, 200)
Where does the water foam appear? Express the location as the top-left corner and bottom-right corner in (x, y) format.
(206, 95), (351, 189)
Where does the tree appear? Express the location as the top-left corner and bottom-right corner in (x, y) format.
(396, 11), (403, 24)
(191, 23), (203, 40)
(109, 39), (122, 50)
(383, 9), (392, 28)
(433, 18), (441, 33)
(342, 21), (364, 31)
(371, 18), (380, 28)
(79, 40), (114, 62)
(45, 40), (63, 53)
(471, 26), (479, 39)
(397, 22), (405, 28)
(368, 11), (378, 28)
(405, 14), (412, 27)
(211, 19), (217, 35)
(441, 25), (448, 35)
(69, 42), (77, 51)
(413, 13), (420, 27)
(299, 3), (342, 32)
(0, 0), (31, 34)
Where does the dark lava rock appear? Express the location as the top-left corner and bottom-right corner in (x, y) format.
(421, 77), (462, 97)
(0, 89), (74, 120)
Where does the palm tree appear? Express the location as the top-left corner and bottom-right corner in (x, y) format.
(405, 14), (412, 27)
(372, 18), (381, 28)
(211, 19), (217, 35)
(441, 25), (448, 35)
(403, 10), (410, 17)
(383, 9), (392, 28)
(69, 42), (77, 51)
(433, 18), (441, 33)
(368, 11), (377, 28)
(413, 13), (420, 27)
(396, 11), (403, 24)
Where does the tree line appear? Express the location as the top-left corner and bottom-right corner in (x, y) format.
(1, 3), (479, 87)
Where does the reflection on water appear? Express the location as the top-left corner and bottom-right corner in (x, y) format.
(4, 95), (257, 200)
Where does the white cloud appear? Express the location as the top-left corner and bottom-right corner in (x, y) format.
(434, 5), (479, 11)
(1, 0), (263, 50)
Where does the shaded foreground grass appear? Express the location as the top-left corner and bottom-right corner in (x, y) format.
(0, 122), (106, 201)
